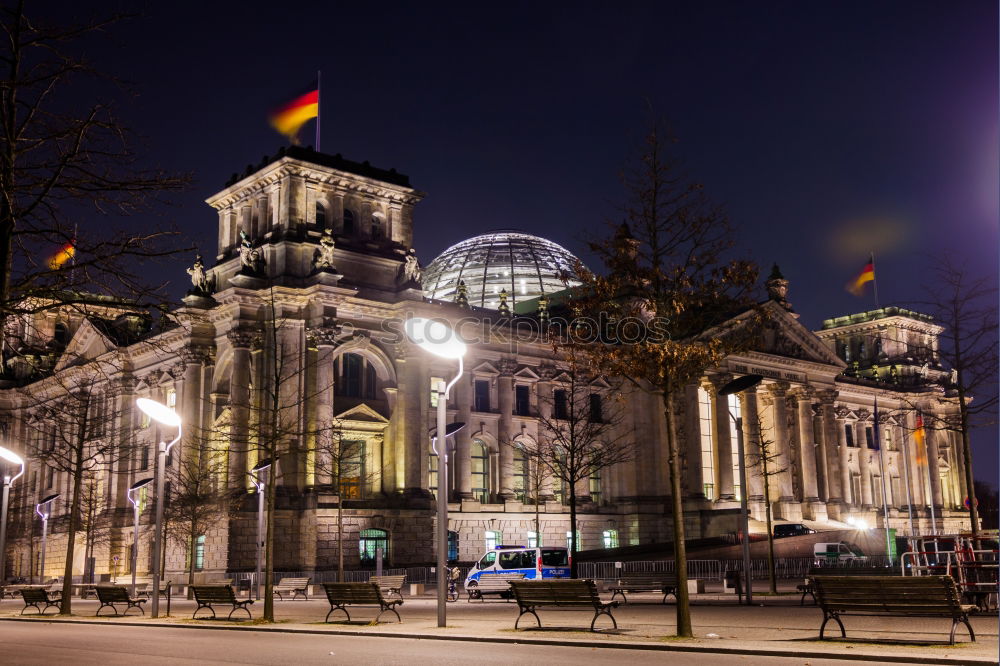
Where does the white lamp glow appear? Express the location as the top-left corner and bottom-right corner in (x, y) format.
(136, 398), (182, 428)
(404, 318), (467, 360)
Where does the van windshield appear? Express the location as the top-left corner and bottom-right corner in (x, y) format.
(541, 549), (568, 566)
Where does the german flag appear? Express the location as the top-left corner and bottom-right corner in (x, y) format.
(847, 259), (875, 296)
(914, 413), (927, 464)
(269, 82), (319, 142)
(47, 240), (75, 269)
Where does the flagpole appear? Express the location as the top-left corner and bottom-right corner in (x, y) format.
(870, 251), (880, 309)
(315, 70), (321, 152)
(873, 397), (892, 558)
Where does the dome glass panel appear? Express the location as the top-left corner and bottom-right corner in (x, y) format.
(421, 231), (585, 310)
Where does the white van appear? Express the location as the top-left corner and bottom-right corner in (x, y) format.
(464, 545), (570, 594)
(813, 541), (867, 565)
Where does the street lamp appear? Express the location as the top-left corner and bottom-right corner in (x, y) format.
(404, 317), (466, 628)
(127, 477), (153, 597)
(35, 493), (59, 584)
(136, 397), (182, 618)
(0, 446), (24, 583)
(718, 374), (763, 606)
(250, 458), (272, 601)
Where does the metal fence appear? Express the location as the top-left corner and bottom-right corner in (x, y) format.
(231, 565), (469, 590)
(578, 556), (897, 582)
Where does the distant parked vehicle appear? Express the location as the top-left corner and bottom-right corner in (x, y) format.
(813, 541), (867, 565)
(773, 523), (817, 538)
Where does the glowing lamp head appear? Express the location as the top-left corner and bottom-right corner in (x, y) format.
(136, 398), (181, 428)
(0, 446), (24, 466)
(404, 318), (467, 359)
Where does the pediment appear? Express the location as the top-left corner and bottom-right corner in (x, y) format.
(471, 361), (499, 375)
(722, 302), (845, 368)
(589, 377), (612, 389)
(334, 403), (389, 424)
(53, 319), (116, 372)
(513, 367), (540, 380)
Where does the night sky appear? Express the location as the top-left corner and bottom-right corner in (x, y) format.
(38, 1), (999, 484)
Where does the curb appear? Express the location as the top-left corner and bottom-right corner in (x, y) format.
(0, 616), (992, 665)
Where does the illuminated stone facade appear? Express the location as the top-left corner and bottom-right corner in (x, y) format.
(0, 148), (973, 581)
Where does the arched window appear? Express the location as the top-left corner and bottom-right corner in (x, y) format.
(471, 440), (490, 503)
(359, 528), (388, 568)
(512, 445), (528, 502)
(53, 322), (68, 346)
(342, 209), (355, 236)
(370, 214), (384, 240)
(315, 202), (327, 229)
(194, 535), (206, 570)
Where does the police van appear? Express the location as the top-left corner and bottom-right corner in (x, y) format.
(464, 545), (571, 595)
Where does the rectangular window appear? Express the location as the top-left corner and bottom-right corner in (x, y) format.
(514, 385), (530, 416)
(485, 530), (501, 550)
(553, 389), (568, 420)
(527, 531), (539, 548)
(883, 427), (893, 451)
(194, 535), (206, 570)
(474, 379), (490, 412)
(429, 377), (443, 408)
(845, 425), (855, 448)
(339, 440), (366, 499)
(364, 363), (377, 400)
(602, 530), (619, 549)
(428, 452), (438, 498)
(166, 389), (176, 409)
(851, 474), (862, 506)
(342, 354), (362, 397)
(589, 394), (603, 423)
(141, 445), (150, 471)
(727, 394), (742, 501)
(46, 466), (54, 488)
(865, 427), (874, 450)
(588, 471), (601, 505)
(566, 530), (581, 551)
(698, 387), (715, 500)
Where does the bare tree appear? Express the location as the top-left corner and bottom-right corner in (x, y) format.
(164, 428), (229, 590)
(18, 364), (134, 613)
(748, 415), (784, 594)
(77, 468), (111, 584)
(523, 357), (632, 575)
(908, 257), (997, 537)
(568, 120), (761, 636)
(0, 3), (189, 360)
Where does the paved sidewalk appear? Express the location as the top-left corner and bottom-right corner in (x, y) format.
(2, 591), (995, 664)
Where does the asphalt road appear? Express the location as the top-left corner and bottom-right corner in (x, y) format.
(0, 622), (903, 665)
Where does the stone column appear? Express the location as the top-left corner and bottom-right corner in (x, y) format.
(902, 411), (924, 508)
(817, 391), (842, 505)
(455, 369), (473, 500)
(789, 387), (820, 503)
(835, 406), (853, 508)
(739, 386), (763, 501)
(308, 325), (339, 488)
(111, 376), (137, 510)
(536, 366), (557, 501)
(179, 346), (209, 466)
(762, 382), (794, 501)
(926, 426), (943, 509)
(950, 428), (967, 506)
(497, 358), (517, 501)
(400, 350), (427, 497)
(854, 411), (873, 507)
(227, 328), (255, 492)
(709, 374), (735, 501)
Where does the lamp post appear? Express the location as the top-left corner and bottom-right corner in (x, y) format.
(718, 374), (763, 606)
(250, 458), (272, 601)
(35, 493), (59, 584)
(127, 477), (153, 597)
(430, 421), (466, 563)
(0, 446), (24, 583)
(136, 398), (182, 618)
(404, 317), (466, 628)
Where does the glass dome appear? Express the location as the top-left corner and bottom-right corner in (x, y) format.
(422, 231), (585, 310)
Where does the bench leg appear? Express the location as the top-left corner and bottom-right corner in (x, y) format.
(514, 608), (541, 630)
(951, 615), (976, 644)
(325, 604), (350, 623)
(591, 608), (617, 632)
(96, 603), (119, 617)
(610, 590), (624, 604)
(192, 603), (216, 620)
(819, 611), (845, 640)
(124, 602), (145, 616)
(20, 603), (38, 616)
(376, 605), (402, 623)
(227, 604), (252, 620)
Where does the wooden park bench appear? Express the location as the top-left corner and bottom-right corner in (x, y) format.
(126, 577), (173, 599)
(323, 582), (403, 624)
(191, 585), (254, 620)
(273, 577), (310, 600)
(509, 579), (619, 632)
(798, 566), (902, 605)
(369, 575), (406, 601)
(609, 572), (678, 604)
(466, 572), (525, 601)
(95, 585), (147, 617)
(20, 587), (62, 615)
(813, 575), (976, 645)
